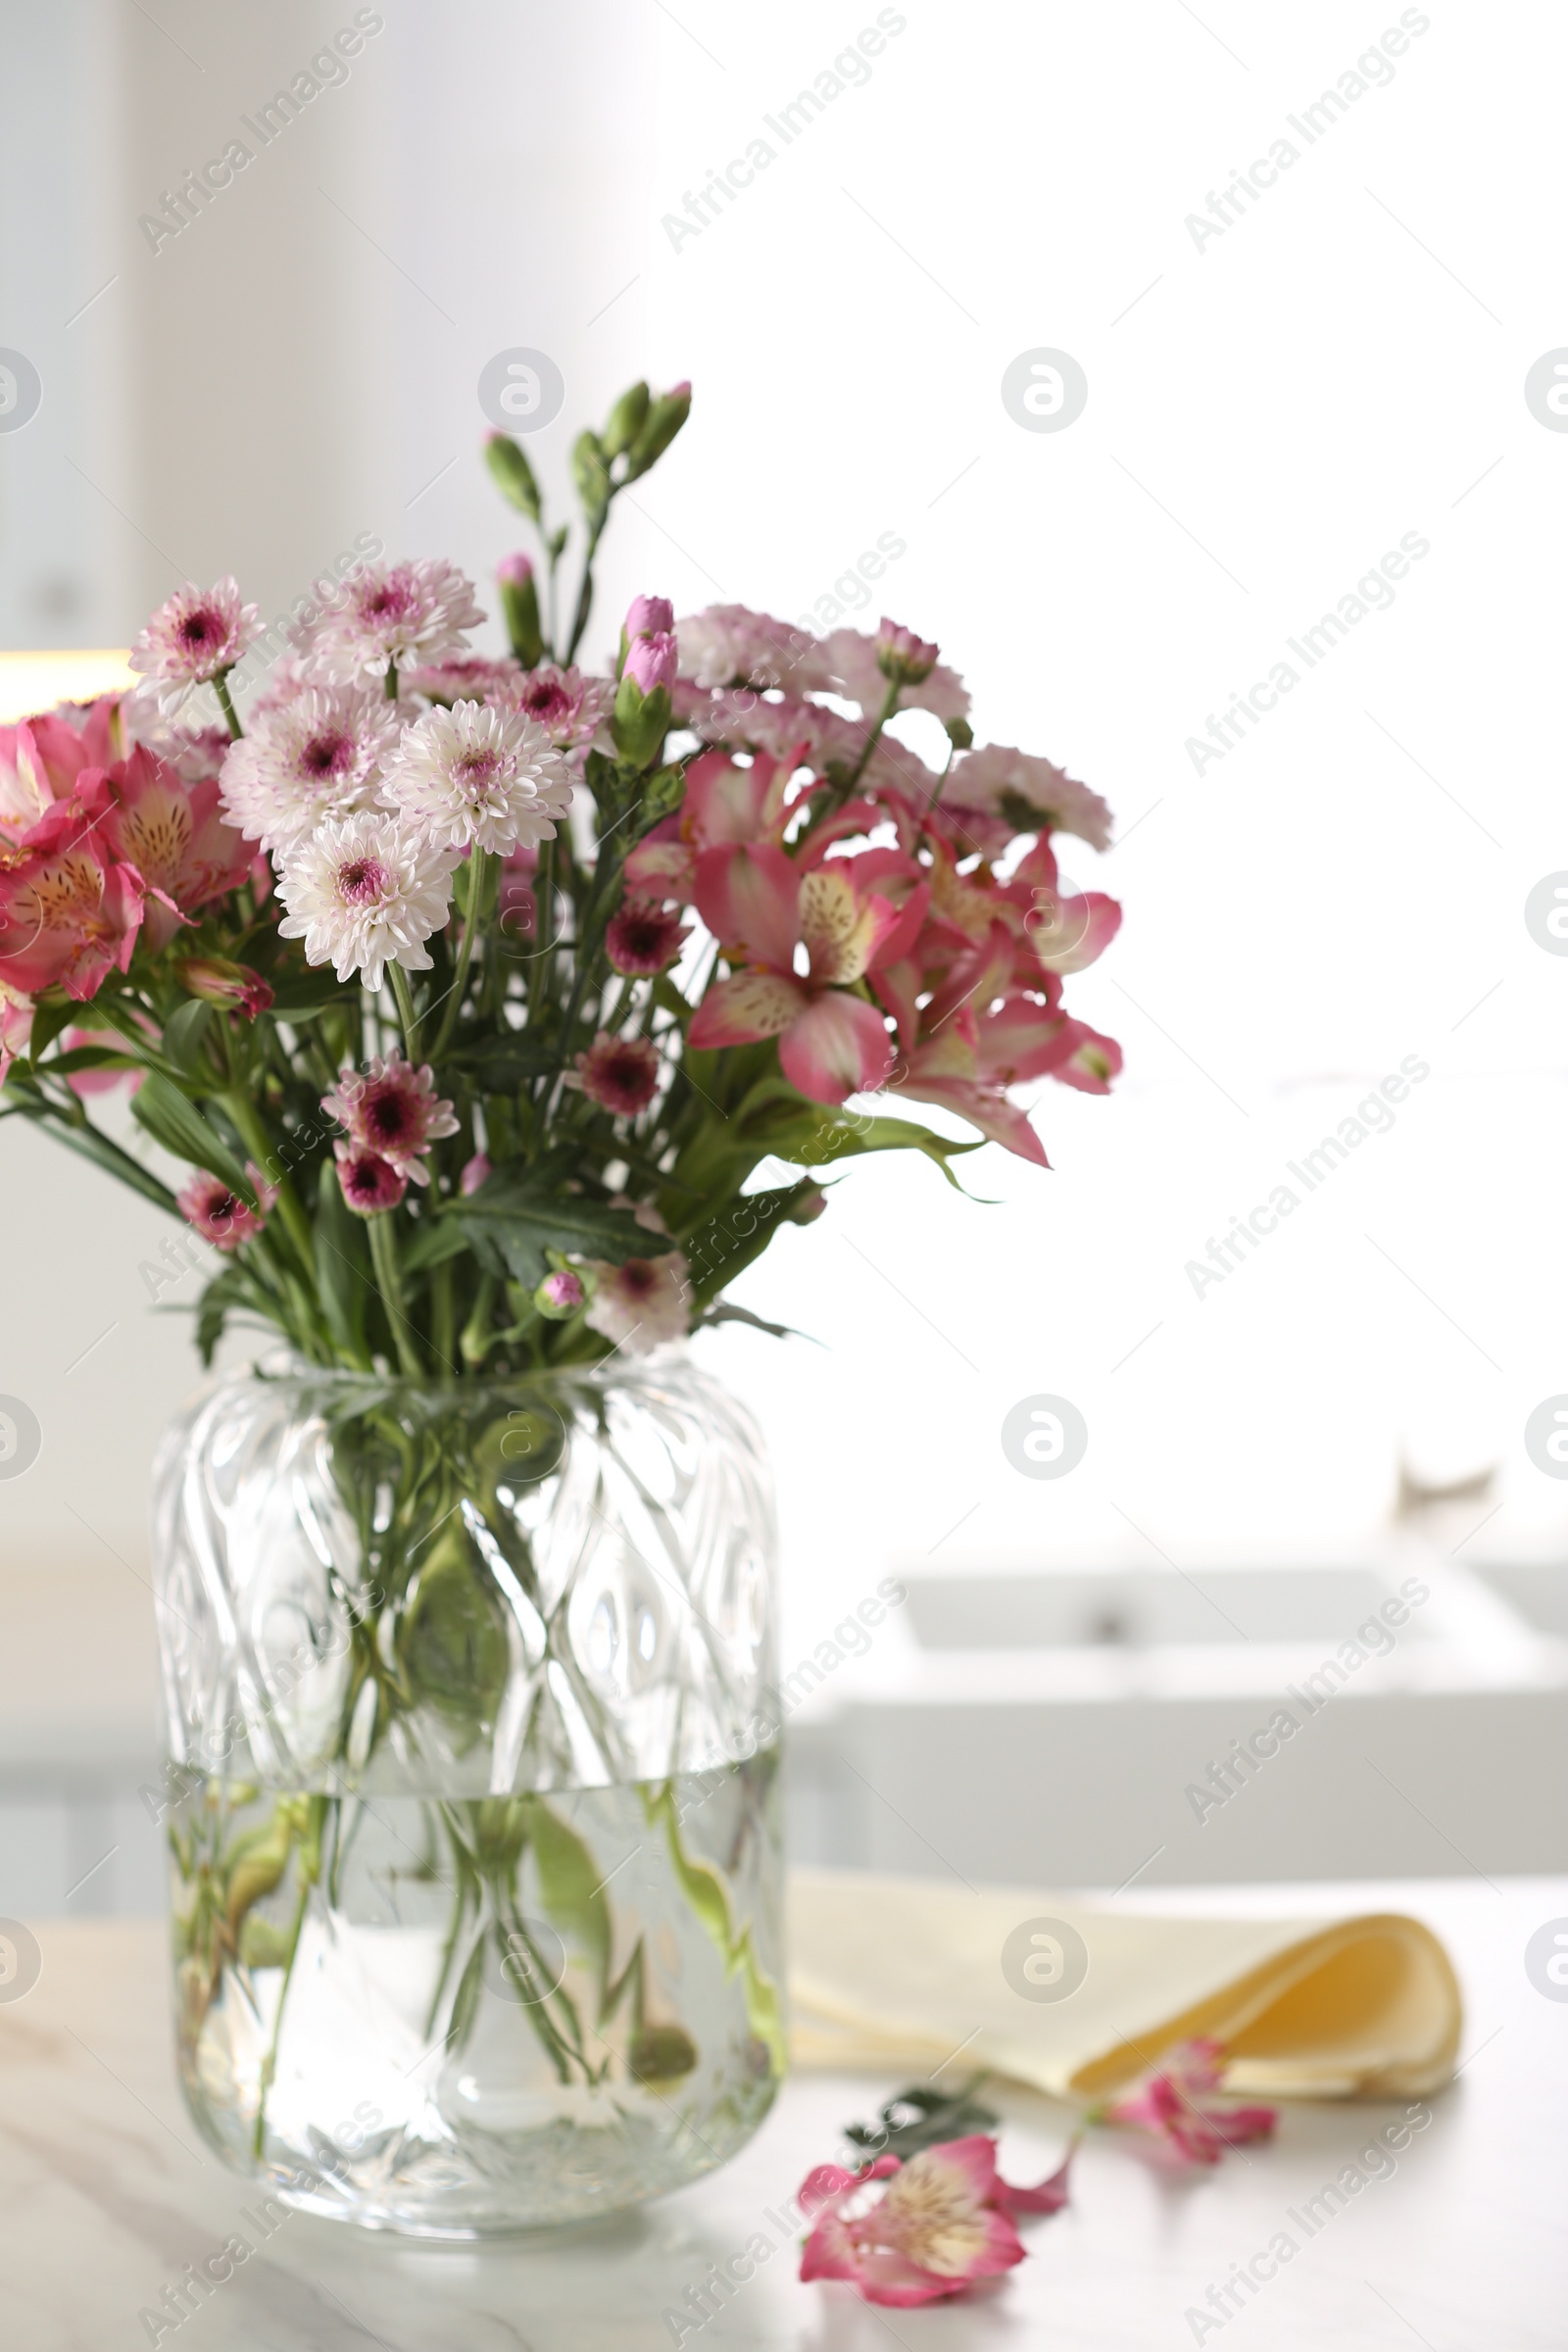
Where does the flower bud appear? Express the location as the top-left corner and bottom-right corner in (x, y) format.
(485, 431), (541, 522)
(874, 617), (939, 686)
(625, 594), (675, 642)
(622, 630), (677, 695)
(612, 666), (673, 769)
(497, 553), (543, 667)
(534, 1266), (589, 1319)
(177, 956), (274, 1018)
(624, 382), (692, 481)
(602, 380), (651, 460)
(460, 1152), (492, 1197)
(785, 1183), (828, 1225)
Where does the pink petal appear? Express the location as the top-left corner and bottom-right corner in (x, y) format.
(1049, 1020), (1123, 1094)
(688, 968), (807, 1050)
(779, 991), (893, 1104)
(1025, 888), (1122, 975)
(996, 2139), (1075, 2217)
(890, 1067), (1051, 1165)
(694, 842), (801, 968)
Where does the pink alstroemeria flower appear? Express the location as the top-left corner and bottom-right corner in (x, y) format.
(1095, 2040), (1277, 2168)
(0, 825), (147, 1003)
(0, 702), (121, 852)
(689, 847), (913, 1104)
(799, 2134), (1072, 2309)
(98, 747), (255, 950)
(623, 746), (808, 903)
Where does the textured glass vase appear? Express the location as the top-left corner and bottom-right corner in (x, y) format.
(150, 1351), (783, 2236)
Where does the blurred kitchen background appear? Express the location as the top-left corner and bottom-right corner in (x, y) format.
(4, 1), (1566, 1914)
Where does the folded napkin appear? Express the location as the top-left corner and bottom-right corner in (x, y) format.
(788, 1870), (1462, 2101)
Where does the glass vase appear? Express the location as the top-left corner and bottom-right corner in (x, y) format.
(149, 1350), (783, 2236)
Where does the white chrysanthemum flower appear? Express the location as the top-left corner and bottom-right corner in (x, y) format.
(676, 604), (832, 694)
(275, 810), (458, 990)
(943, 744), (1113, 853)
(128, 576), (262, 710)
(303, 558), (486, 684)
(377, 699), (575, 857)
(583, 1250), (691, 1352)
(220, 685), (406, 851)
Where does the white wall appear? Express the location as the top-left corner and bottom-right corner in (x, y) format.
(4, 1), (1567, 1683)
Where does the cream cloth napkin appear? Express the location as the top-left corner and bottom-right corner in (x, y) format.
(788, 1870), (1462, 2101)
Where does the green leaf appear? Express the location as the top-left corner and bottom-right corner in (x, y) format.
(399, 1213), (471, 1276)
(266, 967), (360, 1018)
(163, 999), (214, 1077)
(519, 1798), (612, 1998)
(485, 432), (541, 521)
(444, 1031), (561, 1090)
(38, 1045), (140, 1078)
(193, 1262), (259, 1366)
(314, 1157), (370, 1364)
(26, 995), (75, 1066)
(845, 2079), (1000, 2160)
(680, 1181), (815, 1308)
(570, 427), (611, 521)
(741, 1102), (983, 1189)
(454, 1166), (670, 1289)
(131, 1072), (255, 1199)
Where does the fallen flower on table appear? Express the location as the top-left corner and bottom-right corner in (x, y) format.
(1091, 2037), (1278, 2167)
(798, 2132), (1074, 2309)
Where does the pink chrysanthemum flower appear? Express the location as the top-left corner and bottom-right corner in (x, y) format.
(676, 605), (831, 694)
(573, 1032), (661, 1117)
(177, 1160), (277, 1250)
(322, 1051), (458, 1185)
(606, 897), (690, 975)
(402, 656), (524, 706)
(942, 744), (1113, 854)
(495, 663), (611, 750)
(129, 577), (262, 708)
(333, 1140), (407, 1216)
(305, 558), (485, 684)
(377, 699), (575, 858)
(220, 685), (404, 852)
(275, 809), (457, 990)
(583, 1250), (690, 1352)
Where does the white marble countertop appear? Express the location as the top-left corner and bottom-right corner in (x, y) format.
(2, 1877), (1564, 2350)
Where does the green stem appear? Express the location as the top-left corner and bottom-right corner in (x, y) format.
(431, 1259), (455, 1375)
(431, 850), (490, 1059)
(251, 1804), (323, 2158)
(460, 1273), (497, 1365)
(224, 1091), (315, 1273)
(368, 1210), (424, 1377)
(565, 508), (610, 664)
(384, 658), (399, 701)
(212, 668), (243, 742)
(388, 962), (421, 1062)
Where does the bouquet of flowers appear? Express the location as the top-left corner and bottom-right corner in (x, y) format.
(0, 377), (1122, 1377)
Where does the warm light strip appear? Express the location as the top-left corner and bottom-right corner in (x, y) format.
(0, 650), (136, 724)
